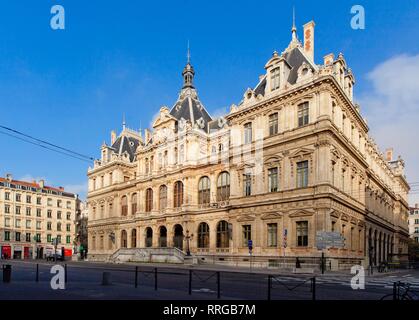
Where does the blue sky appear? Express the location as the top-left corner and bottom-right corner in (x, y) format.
(0, 0), (419, 203)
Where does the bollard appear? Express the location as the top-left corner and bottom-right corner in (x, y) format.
(267, 275), (271, 300)
(102, 272), (112, 286)
(311, 277), (316, 300)
(217, 271), (220, 299)
(135, 266), (138, 288)
(2, 264), (12, 283)
(36, 264), (39, 282)
(154, 268), (158, 291)
(65, 264), (67, 283)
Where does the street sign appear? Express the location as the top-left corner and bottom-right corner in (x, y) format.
(316, 231), (345, 250)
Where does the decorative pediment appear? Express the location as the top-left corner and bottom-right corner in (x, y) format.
(329, 210), (340, 219)
(288, 148), (314, 160)
(261, 212), (283, 220)
(288, 209), (315, 218)
(237, 214), (256, 222)
(264, 156), (282, 167)
(341, 214), (349, 222)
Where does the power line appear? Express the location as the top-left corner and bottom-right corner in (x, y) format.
(0, 124), (94, 161)
(0, 130), (92, 164)
(0, 125), (94, 163)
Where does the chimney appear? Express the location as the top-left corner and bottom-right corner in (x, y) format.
(5, 173), (12, 181)
(111, 130), (117, 144)
(385, 148), (393, 162)
(303, 20), (315, 62)
(59, 186), (64, 191)
(39, 180), (45, 188)
(323, 53), (334, 65)
(416, 203), (419, 209)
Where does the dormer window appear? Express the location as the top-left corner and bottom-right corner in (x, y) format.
(271, 67), (280, 91)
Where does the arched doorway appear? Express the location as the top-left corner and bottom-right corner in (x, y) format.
(197, 222), (210, 249)
(159, 226), (167, 247)
(145, 227), (153, 247)
(121, 230), (127, 248)
(131, 229), (137, 248)
(173, 224), (184, 250)
(217, 220), (230, 248)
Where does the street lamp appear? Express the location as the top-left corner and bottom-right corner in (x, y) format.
(185, 230), (193, 256)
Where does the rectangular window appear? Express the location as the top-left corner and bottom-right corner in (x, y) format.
(16, 193), (21, 202)
(244, 123), (252, 144)
(243, 174), (252, 197)
(271, 67), (280, 90)
(242, 225), (252, 247)
(47, 222), (52, 231)
(57, 223), (62, 231)
(15, 219), (21, 228)
(297, 102), (309, 127)
(4, 205), (10, 214)
(268, 168), (278, 192)
(296, 161), (309, 188)
(26, 207), (31, 216)
(57, 211), (62, 219)
(36, 234), (41, 242)
(15, 232), (21, 242)
(26, 233), (31, 242)
(5, 231), (10, 241)
(66, 235), (71, 244)
(36, 208), (42, 217)
(47, 198), (52, 206)
(296, 221), (308, 247)
(26, 195), (31, 203)
(5, 192), (10, 200)
(5, 217), (10, 227)
(36, 221), (41, 230)
(415, 219), (419, 224)
(57, 235), (61, 244)
(269, 113), (279, 135)
(66, 224), (71, 232)
(67, 212), (71, 220)
(267, 223), (278, 247)
(37, 197), (42, 205)
(57, 200), (62, 208)
(16, 206), (21, 215)
(26, 220), (31, 228)
(47, 210), (52, 218)
(47, 234), (52, 243)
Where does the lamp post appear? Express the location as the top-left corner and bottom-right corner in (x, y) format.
(185, 230), (193, 256)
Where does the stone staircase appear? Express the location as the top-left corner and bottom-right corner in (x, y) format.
(109, 247), (187, 264)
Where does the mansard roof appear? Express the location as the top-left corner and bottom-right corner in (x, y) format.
(110, 134), (140, 162)
(170, 94), (212, 132)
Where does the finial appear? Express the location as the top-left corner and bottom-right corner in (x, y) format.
(122, 113), (126, 130)
(187, 40), (191, 64)
(291, 6), (297, 40)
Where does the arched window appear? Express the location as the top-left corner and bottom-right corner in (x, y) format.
(121, 230), (127, 248)
(131, 193), (137, 214)
(159, 185), (167, 210)
(217, 172), (230, 201)
(121, 196), (128, 216)
(145, 188), (153, 212)
(197, 222), (210, 248)
(173, 181), (184, 208)
(131, 229), (137, 248)
(145, 227), (153, 247)
(198, 176), (211, 206)
(216, 220), (229, 248)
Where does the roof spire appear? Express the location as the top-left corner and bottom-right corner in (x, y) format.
(187, 40), (191, 64)
(122, 113), (126, 130)
(291, 6), (297, 41)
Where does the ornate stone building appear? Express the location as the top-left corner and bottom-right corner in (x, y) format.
(87, 20), (409, 268)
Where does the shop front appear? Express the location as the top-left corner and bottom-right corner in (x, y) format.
(13, 245), (22, 259)
(1, 245), (12, 259)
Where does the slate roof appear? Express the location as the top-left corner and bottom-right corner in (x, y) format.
(110, 135), (140, 162)
(170, 95), (213, 132)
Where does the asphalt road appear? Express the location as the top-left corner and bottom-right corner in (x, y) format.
(1, 260), (418, 300)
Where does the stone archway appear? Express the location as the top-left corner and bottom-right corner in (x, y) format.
(145, 227), (153, 247)
(173, 224), (184, 250)
(159, 226), (167, 247)
(121, 230), (127, 248)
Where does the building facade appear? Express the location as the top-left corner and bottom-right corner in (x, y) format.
(0, 174), (77, 259)
(75, 199), (89, 253)
(87, 20), (410, 268)
(409, 204), (419, 243)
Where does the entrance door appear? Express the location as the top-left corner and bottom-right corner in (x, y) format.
(24, 247), (30, 259)
(173, 224), (184, 250)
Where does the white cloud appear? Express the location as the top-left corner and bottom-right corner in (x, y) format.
(359, 54), (419, 205)
(63, 182), (88, 198)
